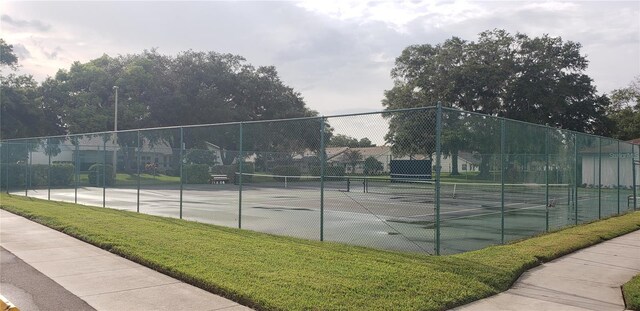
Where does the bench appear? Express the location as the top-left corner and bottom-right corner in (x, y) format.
(209, 175), (229, 184)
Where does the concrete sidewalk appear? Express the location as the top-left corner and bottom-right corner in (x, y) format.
(453, 230), (640, 311)
(0, 209), (251, 311)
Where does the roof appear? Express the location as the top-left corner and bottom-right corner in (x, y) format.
(628, 138), (640, 145)
(347, 146), (391, 157)
(457, 151), (482, 165)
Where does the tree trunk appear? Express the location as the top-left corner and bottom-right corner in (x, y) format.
(477, 154), (491, 179)
(450, 151), (460, 176)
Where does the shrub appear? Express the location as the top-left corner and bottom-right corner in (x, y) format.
(272, 166), (301, 182)
(182, 164), (210, 184)
(50, 164), (75, 187)
(29, 165), (49, 187)
(184, 149), (218, 166)
(309, 165), (345, 178)
(88, 164), (114, 186)
(0, 164), (26, 188)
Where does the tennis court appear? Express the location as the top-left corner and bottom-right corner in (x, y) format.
(2, 106), (638, 255)
(11, 172), (625, 254)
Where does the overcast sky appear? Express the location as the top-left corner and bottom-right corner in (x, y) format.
(2, 1), (639, 117)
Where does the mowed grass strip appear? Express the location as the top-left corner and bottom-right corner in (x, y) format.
(624, 275), (640, 311)
(1, 194), (639, 311)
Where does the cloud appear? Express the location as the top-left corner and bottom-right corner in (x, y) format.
(1, 0), (638, 117)
(12, 43), (31, 60)
(1, 14), (51, 32)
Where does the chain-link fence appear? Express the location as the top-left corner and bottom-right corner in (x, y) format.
(1, 105), (638, 255)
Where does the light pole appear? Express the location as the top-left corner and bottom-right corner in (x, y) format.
(112, 86), (119, 179)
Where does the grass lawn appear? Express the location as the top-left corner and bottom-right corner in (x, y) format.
(1, 194), (639, 310)
(624, 275), (640, 311)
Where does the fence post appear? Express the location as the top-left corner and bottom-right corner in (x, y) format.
(238, 122), (244, 229)
(633, 144), (637, 211)
(574, 135), (579, 224)
(598, 137), (602, 219)
(435, 103), (442, 255)
(74, 142), (79, 204)
(319, 117), (326, 241)
(29, 143), (32, 194)
(500, 119), (506, 243)
(4, 144), (8, 194)
(179, 127), (184, 219)
(545, 128), (549, 232)
(48, 140), (51, 200)
(25, 143), (29, 197)
(617, 141), (620, 215)
(137, 131), (141, 213)
(102, 140), (106, 207)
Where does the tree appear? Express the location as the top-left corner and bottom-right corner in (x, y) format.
(363, 156), (383, 175)
(41, 49), (321, 169)
(358, 138), (375, 147)
(343, 149), (362, 173)
(607, 77), (640, 140)
(184, 149), (218, 166)
(383, 29), (611, 178)
(1, 39), (64, 140)
(328, 134), (375, 147)
(0, 38), (18, 70)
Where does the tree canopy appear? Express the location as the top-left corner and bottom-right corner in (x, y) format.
(383, 29), (612, 177)
(1, 39), (65, 140)
(607, 76), (640, 141)
(38, 49), (321, 166)
(328, 134), (375, 148)
(384, 29), (610, 133)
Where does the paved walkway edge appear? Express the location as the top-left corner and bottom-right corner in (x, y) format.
(0, 209), (252, 311)
(453, 229), (640, 311)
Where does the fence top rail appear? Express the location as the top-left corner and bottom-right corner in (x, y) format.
(440, 106), (640, 144)
(1, 105), (637, 147)
(1, 106), (438, 142)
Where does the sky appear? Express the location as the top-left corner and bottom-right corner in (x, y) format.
(2, 0), (639, 117)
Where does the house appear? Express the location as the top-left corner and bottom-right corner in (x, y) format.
(439, 151), (481, 173)
(28, 136), (174, 172)
(331, 146), (393, 174)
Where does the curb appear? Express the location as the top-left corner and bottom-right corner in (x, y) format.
(0, 294), (19, 311)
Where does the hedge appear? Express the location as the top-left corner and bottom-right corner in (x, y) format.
(309, 165), (345, 178)
(88, 164), (114, 186)
(0, 163), (75, 188)
(182, 164), (210, 184)
(272, 166), (301, 182)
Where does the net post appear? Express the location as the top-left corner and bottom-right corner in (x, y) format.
(48, 139), (51, 200)
(137, 130), (141, 213)
(238, 122), (243, 229)
(319, 117), (326, 242)
(500, 119), (506, 244)
(598, 137), (602, 219)
(435, 103), (442, 255)
(74, 141), (79, 204)
(545, 128), (549, 232)
(102, 140), (106, 207)
(179, 127), (184, 219)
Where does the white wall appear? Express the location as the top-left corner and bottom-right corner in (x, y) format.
(582, 154), (638, 187)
